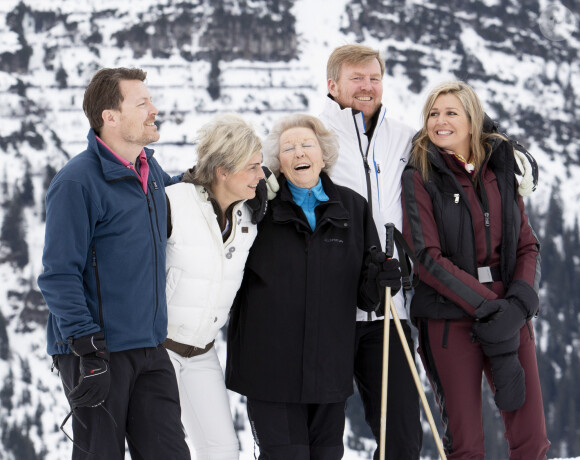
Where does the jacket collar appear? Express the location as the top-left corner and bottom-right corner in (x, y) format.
(87, 129), (155, 182)
(271, 172), (350, 230)
(426, 137), (511, 179)
(323, 95), (386, 137)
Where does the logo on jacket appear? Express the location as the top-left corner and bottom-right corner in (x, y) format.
(324, 238), (344, 244)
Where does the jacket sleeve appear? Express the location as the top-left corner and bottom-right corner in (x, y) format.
(512, 194), (541, 287)
(505, 194), (541, 315)
(402, 169), (498, 316)
(150, 156), (183, 187)
(357, 196), (385, 312)
(37, 179), (102, 343)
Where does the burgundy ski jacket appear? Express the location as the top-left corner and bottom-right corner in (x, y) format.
(401, 137), (540, 321)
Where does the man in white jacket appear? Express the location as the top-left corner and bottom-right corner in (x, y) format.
(320, 44), (422, 459)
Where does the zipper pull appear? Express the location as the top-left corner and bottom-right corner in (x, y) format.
(377, 163), (381, 174)
(454, 193), (460, 204)
(484, 212), (490, 227)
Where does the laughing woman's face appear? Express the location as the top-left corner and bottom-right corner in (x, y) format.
(278, 127), (325, 189)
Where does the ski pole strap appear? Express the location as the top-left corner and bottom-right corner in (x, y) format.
(391, 227), (419, 291)
(384, 223), (395, 259)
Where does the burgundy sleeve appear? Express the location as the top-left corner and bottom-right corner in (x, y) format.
(511, 194), (541, 291)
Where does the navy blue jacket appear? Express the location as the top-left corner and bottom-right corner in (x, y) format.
(38, 129), (175, 355)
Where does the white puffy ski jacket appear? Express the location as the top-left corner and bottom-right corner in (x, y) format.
(165, 182), (257, 347)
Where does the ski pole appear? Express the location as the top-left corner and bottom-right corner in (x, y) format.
(379, 224), (395, 460)
(387, 299), (447, 460)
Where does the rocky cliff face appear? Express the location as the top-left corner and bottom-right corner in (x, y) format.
(0, 0), (579, 458)
(341, 0), (579, 163)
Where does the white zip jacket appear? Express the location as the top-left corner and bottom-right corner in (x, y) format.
(165, 182), (257, 347)
(320, 97), (415, 320)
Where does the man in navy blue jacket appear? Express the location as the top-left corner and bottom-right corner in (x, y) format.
(38, 68), (190, 459)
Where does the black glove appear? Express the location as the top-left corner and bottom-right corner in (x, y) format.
(376, 258), (402, 295)
(505, 279), (539, 319)
(246, 179), (268, 224)
(364, 246), (402, 314)
(488, 351), (526, 411)
(67, 332), (110, 408)
(474, 331), (525, 411)
(246, 166), (279, 224)
(473, 299), (526, 344)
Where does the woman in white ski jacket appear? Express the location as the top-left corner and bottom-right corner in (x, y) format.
(163, 114), (269, 459)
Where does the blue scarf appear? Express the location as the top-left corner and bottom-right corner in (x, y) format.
(287, 178), (329, 230)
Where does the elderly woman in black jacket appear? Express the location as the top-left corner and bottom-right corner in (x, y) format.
(226, 114), (400, 460)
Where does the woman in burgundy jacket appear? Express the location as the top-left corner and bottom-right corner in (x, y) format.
(401, 81), (549, 459)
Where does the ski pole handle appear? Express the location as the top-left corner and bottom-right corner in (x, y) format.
(380, 222), (396, 460)
(385, 223), (395, 259)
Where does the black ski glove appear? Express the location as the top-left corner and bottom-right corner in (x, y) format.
(364, 246), (402, 314)
(246, 166), (279, 224)
(488, 350), (526, 411)
(472, 299), (526, 344)
(474, 330), (525, 411)
(505, 279), (539, 319)
(67, 331), (110, 408)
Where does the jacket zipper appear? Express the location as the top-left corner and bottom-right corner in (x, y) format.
(91, 246), (105, 328)
(473, 170), (492, 266)
(352, 112), (384, 319)
(456, 166), (492, 271)
(353, 114), (374, 320)
(148, 182), (162, 243)
(352, 114), (374, 216)
(146, 190), (160, 323)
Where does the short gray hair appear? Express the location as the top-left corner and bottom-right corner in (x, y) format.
(193, 113), (262, 188)
(262, 114), (339, 177)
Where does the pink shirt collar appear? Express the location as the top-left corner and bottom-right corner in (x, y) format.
(96, 136), (149, 194)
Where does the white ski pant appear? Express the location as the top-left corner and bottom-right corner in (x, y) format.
(168, 347), (240, 460)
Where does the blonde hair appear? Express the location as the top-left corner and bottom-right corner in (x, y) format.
(411, 80), (504, 181)
(327, 44), (385, 82)
(193, 114), (262, 188)
(262, 114), (339, 176)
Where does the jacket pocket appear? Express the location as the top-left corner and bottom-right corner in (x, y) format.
(91, 245), (104, 328)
